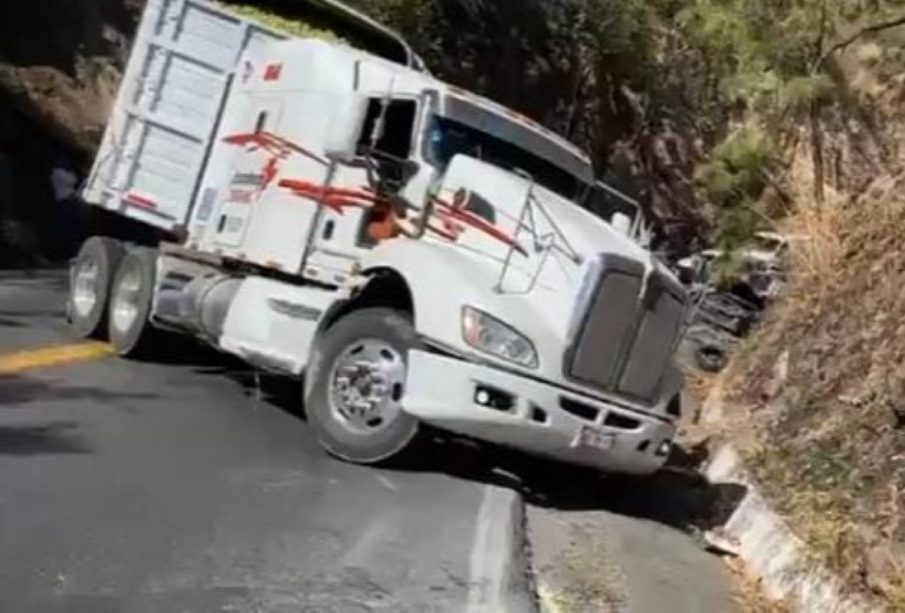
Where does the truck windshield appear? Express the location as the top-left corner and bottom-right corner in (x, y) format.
(425, 116), (588, 201)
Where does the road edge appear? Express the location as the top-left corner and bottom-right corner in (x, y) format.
(466, 485), (538, 613)
(705, 445), (882, 612)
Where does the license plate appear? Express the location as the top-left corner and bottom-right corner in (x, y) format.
(576, 427), (615, 451)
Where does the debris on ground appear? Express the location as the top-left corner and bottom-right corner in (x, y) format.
(527, 476), (738, 613)
(724, 557), (793, 613)
(702, 527), (741, 557)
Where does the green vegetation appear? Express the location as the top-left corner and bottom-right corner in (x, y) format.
(217, 3), (343, 42)
(346, 0), (905, 252)
(677, 0), (905, 246)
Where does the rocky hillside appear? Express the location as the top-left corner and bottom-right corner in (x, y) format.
(0, 0), (140, 156)
(698, 7), (905, 607)
(714, 170), (905, 606)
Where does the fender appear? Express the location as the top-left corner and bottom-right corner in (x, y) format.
(357, 239), (686, 419)
(358, 239), (569, 379)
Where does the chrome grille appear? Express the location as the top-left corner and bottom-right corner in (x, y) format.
(566, 255), (685, 404)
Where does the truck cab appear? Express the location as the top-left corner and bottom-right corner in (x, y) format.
(72, 0), (686, 475)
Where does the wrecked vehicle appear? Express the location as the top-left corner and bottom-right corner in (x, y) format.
(676, 231), (803, 307)
(675, 231), (804, 372)
(68, 0), (688, 474)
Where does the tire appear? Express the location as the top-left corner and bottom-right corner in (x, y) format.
(695, 344), (728, 373)
(108, 247), (160, 357)
(68, 236), (126, 339)
(304, 308), (421, 464)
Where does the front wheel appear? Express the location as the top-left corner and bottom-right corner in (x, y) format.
(304, 308), (421, 464)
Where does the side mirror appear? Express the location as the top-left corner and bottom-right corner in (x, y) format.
(452, 188), (469, 208)
(324, 96), (369, 164)
(611, 212), (632, 236)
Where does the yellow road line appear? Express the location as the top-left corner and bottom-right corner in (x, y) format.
(0, 342), (115, 375)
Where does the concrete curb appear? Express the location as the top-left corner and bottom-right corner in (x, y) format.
(466, 485), (537, 613)
(705, 445), (881, 612)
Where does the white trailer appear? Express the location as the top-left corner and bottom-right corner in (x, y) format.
(70, 0), (687, 474)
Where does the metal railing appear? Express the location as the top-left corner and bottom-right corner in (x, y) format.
(494, 169), (584, 293)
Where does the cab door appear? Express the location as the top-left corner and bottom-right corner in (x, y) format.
(215, 98), (285, 249)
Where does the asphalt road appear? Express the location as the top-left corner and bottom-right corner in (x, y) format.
(0, 270), (736, 613)
(0, 272), (502, 612)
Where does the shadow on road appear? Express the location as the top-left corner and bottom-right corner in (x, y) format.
(0, 422), (89, 455)
(0, 374), (158, 406)
(0, 316), (28, 328)
(0, 308), (67, 323)
(0, 269), (69, 289)
(185, 347), (746, 535)
(391, 434), (747, 533)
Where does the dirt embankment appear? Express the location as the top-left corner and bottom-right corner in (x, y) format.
(0, 1), (139, 264)
(0, 0), (142, 157)
(716, 172), (905, 605)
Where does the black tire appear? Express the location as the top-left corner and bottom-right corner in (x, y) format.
(108, 247), (160, 357)
(695, 344), (729, 373)
(68, 236), (126, 339)
(304, 308), (421, 464)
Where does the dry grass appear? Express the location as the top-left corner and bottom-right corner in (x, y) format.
(719, 168), (905, 606)
(686, 369), (718, 407)
(725, 557), (793, 613)
(780, 200), (844, 293)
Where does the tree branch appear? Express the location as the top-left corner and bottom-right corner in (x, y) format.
(814, 0), (828, 60)
(814, 13), (905, 71)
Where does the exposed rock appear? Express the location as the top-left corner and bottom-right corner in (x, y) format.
(0, 0), (142, 159)
(864, 545), (897, 594)
(0, 60), (122, 158)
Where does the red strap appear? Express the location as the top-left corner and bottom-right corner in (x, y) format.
(124, 192), (157, 210)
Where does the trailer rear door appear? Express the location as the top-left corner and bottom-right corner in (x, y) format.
(82, 0), (284, 233)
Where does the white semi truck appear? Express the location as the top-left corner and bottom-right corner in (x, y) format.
(69, 0), (687, 474)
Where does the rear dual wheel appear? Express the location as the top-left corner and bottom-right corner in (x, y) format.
(68, 237), (125, 338)
(107, 247), (160, 357)
(68, 237), (159, 356)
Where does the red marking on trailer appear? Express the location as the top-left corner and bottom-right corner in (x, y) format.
(278, 178), (383, 214)
(224, 130), (525, 254)
(124, 192), (158, 210)
(260, 157), (279, 191)
(264, 63), (283, 81)
(223, 131), (327, 166)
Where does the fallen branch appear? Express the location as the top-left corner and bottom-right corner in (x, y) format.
(814, 13), (905, 70)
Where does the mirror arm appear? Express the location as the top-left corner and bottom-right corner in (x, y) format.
(407, 196), (434, 240)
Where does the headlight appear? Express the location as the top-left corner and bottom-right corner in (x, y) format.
(462, 307), (539, 369)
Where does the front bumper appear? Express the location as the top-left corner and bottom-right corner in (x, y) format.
(403, 350), (676, 475)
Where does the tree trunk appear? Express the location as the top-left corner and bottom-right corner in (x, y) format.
(810, 101), (826, 207)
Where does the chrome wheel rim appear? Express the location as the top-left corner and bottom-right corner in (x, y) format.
(72, 260), (99, 317)
(327, 339), (406, 435)
(111, 264), (142, 334)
